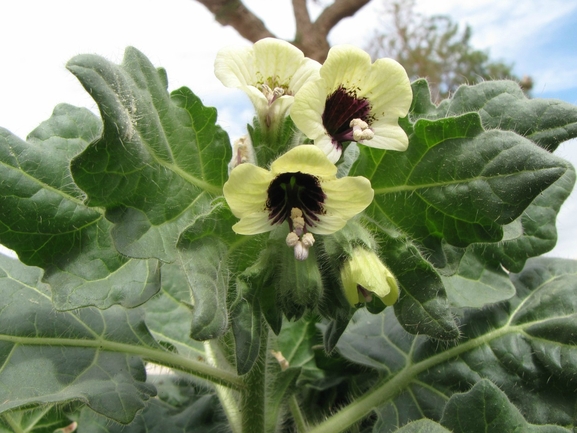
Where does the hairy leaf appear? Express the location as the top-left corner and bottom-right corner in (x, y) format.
(331, 257), (577, 431)
(68, 47), (231, 262)
(354, 113), (567, 249)
(0, 104), (160, 310)
(438, 80), (577, 152)
(440, 379), (572, 433)
(0, 254), (157, 424)
(73, 375), (227, 432)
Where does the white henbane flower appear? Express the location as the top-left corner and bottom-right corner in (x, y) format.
(214, 37), (320, 129)
(340, 247), (399, 306)
(291, 45), (412, 163)
(223, 145), (374, 259)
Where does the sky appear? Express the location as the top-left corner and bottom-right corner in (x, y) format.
(0, 0), (575, 259)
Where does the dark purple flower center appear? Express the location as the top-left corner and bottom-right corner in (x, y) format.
(266, 172), (325, 229)
(322, 86), (371, 144)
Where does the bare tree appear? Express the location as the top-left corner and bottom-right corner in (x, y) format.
(193, 0), (372, 62)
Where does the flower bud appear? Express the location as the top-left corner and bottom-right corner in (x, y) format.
(340, 247), (399, 307)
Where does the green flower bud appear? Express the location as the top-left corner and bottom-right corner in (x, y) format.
(340, 247), (399, 307)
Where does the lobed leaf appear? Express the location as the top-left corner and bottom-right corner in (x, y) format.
(437, 80), (577, 152)
(365, 226), (459, 340)
(73, 375), (227, 432)
(438, 245), (515, 308)
(68, 47), (231, 262)
(354, 112), (567, 249)
(0, 254), (157, 424)
(440, 379), (572, 433)
(0, 104), (160, 310)
(327, 257), (577, 431)
(409, 78), (576, 280)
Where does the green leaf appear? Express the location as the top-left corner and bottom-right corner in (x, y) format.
(143, 261), (207, 359)
(0, 254), (157, 424)
(372, 230), (459, 340)
(231, 296), (262, 375)
(68, 47), (231, 262)
(176, 237), (230, 341)
(474, 165), (575, 272)
(73, 375), (227, 432)
(440, 379), (572, 433)
(438, 245), (515, 308)
(439, 80), (577, 152)
(276, 317), (324, 384)
(355, 112), (567, 249)
(319, 257), (577, 432)
(408, 79), (439, 119)
(0, 104), (160, 310)
(383, 419), (451, 433)
(0, 405), (77, 433)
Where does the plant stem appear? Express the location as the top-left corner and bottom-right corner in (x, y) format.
(239, 323), (269, 433)
(306, 325), (519, 433)
(289, 395), (308, 432)
(204, 341), (242, 433)
(0, 334), (243, 390)
(2, 413), (24, 433)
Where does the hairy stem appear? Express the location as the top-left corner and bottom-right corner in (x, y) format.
(204, 341), (242, 433)
(289, 395), (308, 432)
(306, 325), (521, 433)
(240, 323), (270, 433)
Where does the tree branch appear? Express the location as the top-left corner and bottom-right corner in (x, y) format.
(315, 0), (372, 37)
(194, 0), (374, 63)
(292, 0), (312, 36)
(194, 0), (276, 42)
(292, 0), (372, 62)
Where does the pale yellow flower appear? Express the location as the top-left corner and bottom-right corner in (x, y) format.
(215, 38), (320, 129)
(291, 45), (412, 163)
(223, 146), (374, 237)
(340, 247), (399, 306)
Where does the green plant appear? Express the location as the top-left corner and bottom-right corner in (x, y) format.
(0, 42), (576, 433)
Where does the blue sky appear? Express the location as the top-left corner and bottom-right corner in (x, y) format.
(0, 0), (575, 258)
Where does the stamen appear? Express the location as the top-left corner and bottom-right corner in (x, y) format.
(294, 241), (309, 261)
(301, 233), (315, 247)
(350, 118), (374, 142)
(290, 207), (305, 236)
(260, 84), (286, 106)
(260, 84), (275, 104)
(286, 232), (299, 247)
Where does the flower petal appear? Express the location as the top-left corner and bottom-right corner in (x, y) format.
(315, 135), (342, 164)
(380, 273), (399, 306)
(362, 58), (412, 118)
(223, 163), (272, 218)
(365, 121), (409, 151)
(269, 95), (295, 124)
(232, 211), (275, 235)
(308, 214), (350, 235)
(291, 78), (327, 140)
(290, 57), (322, 93)
(321, 176), (374, 220)
(320, 45), (372, 92)
(214, 44), (254, 88)
(252, 38), (309, 87)
(242, 85), (271, 118)
(270, 145), (337, 178)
